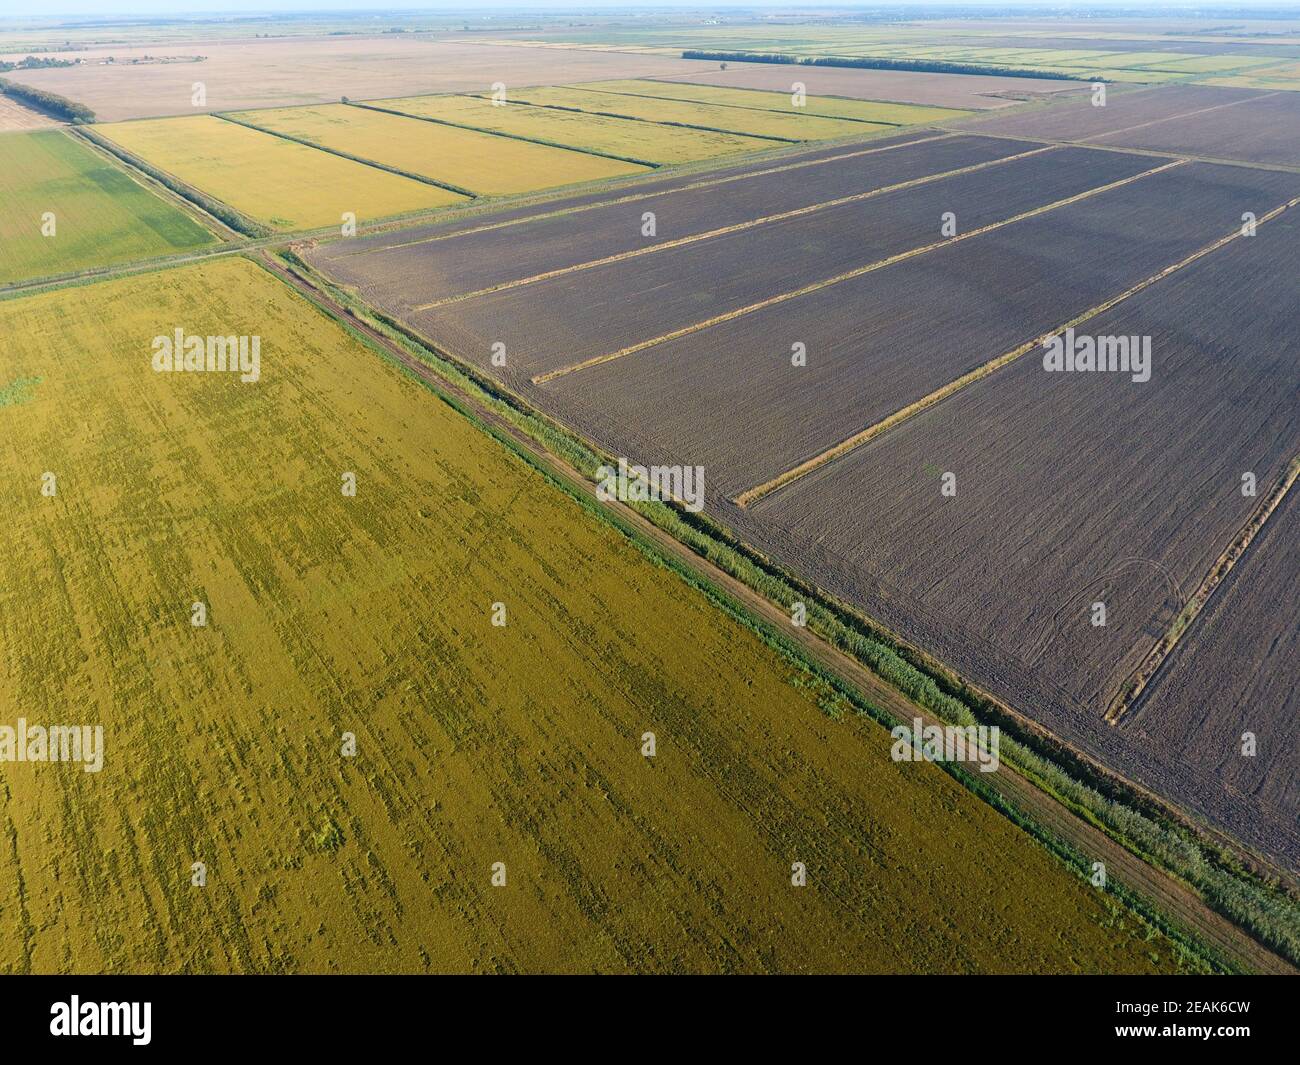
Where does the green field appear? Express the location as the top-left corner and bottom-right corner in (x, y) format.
(0, 255), (1184, 974)
(375, 93), (775, 165)
(0, 130), (216, 285)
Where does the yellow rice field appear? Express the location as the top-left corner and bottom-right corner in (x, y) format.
(238, 103), (649, 195)
(96, 115), (460, 230)
(376, 93), (774, 164)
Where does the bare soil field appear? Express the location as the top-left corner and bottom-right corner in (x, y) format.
(744, 219), (1300, 866)
(957, 84), (1300, 167)
(311, 134), (1032, 314)
(419, 146), (1156, 383)
(0, 93), (62, 131)
(1088, 91), (1300, 167)
(646, 61), (1084, 109)
(534, 162), (1299, 499)
(1126, 487), (1299, 851)
(5, 39), (715, 121)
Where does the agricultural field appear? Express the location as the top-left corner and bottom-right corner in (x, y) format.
(95, 115), (462, 231)
(0, 129), (216, 285)
(577, 78), (973, 125)
(415, 146), (1159, 386)
(745, 219), (1300, 864)
(0, 93), (61, 131)
(305, 129), (1300, 871)
(234, 103), (649, 195)
(1087, 92), (1300, 167)
(309, 133), (1028, 314)
(373, 92), (774, 165)
(959, 84), (1300, 165)
(0, 256), (1183, 975)
(6, 7), (1300, 991)
(531, 162), (1296, 495)
(2, 39), (715, 121)
(655, 61), (1085, 109)
(479, 24), (1283, 82)
(1128, 489), (1300, 855)
(505, 85), (892, 142)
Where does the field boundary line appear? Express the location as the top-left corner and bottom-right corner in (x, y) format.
(61, 126), (238, 243)
(566, 82), (919, 127)
(213, 112), (480, 198)
(933, 123), (1300, 175)
(736, 190), (1299, 508)
(413, 144), (1056, 311)
(535, 157), (1183, 386)
(340, 133), (956, 256)
(1090, 89), (1280, 142)
(641, 74), (990, 115)
(350, 100), (663, 169)
(485, 91), (801, 143)
(1106, 454), (1300, 725)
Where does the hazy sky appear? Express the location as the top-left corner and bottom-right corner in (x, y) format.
(13, 0), (1260, 17)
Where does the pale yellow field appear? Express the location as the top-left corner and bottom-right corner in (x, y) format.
(509, 85), (889, 141)
(376, 93), (773, 164)
(96, 115), (460, 230)
(239, 103), (649, 195)
(0, 256), (1180, 974)
(591, 78), (972, 125)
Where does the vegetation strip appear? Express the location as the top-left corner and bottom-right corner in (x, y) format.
(214, 112), (479, 198)
(1107, 455), (1300, 723)
(352, 100), (663, 169)
(413, 145), (1056, 310)
(272, 248), (1299, 973)
(533, 158), (1183, 385)
(735, 190), (1298, 508)
(342, 133), (954, 257)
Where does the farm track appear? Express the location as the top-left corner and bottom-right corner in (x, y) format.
(532, 157), (1182, 385)
(259, 251), (1297, 977)
(736, 190), (1300, 508)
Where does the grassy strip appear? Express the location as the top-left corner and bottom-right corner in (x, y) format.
(683, 50), (1103, 82)
(352, 100), (662, 169)
(75, 126), (270, 238)
(0, 76), (93, 122)
(267, 249), (1226, 975)
(277, 248), (1300, 966)
(214, 112), (478, 198)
